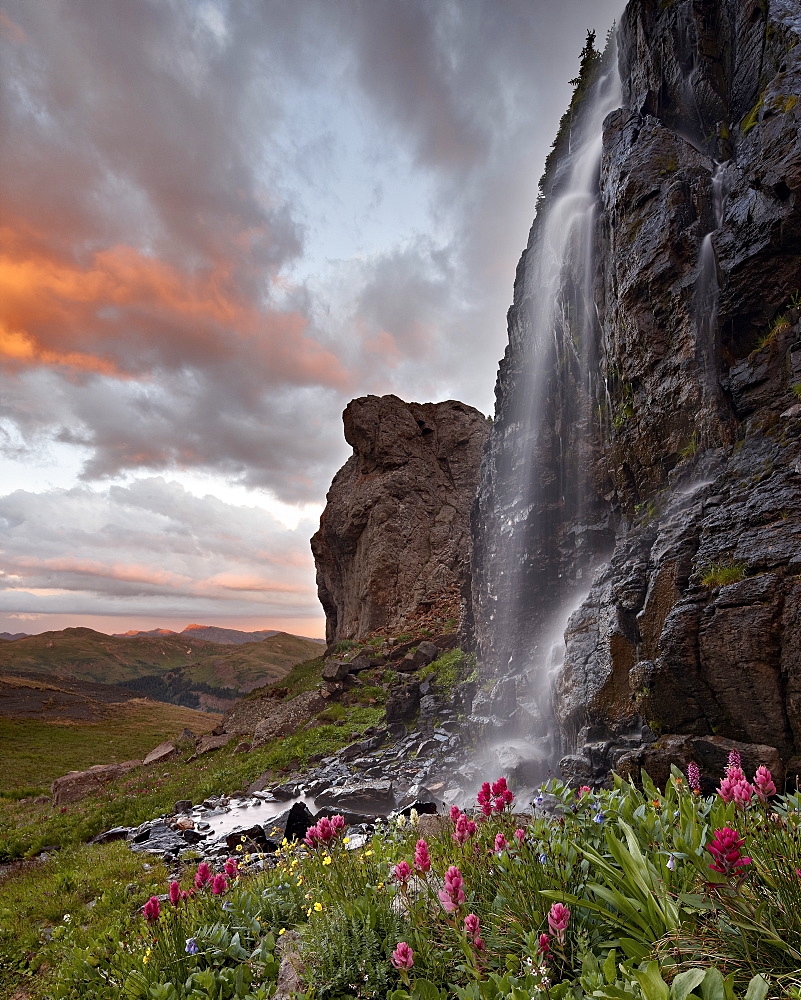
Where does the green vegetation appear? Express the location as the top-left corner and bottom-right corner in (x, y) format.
(740, 93), (764, 135)
(699, 561), (748, 588)
(679, 431), (699, 460)
(0, 700), (218, 793)
(8, 767), (799, 998)
(792, 382), (801, 400)
(420, 649), (476, 693)
(537, 29), (604, 211)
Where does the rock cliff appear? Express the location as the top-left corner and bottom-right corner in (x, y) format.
(312, 395), (489, 644)
(472, 0), (801, 784)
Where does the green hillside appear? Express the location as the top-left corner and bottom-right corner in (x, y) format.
(0, 628), (324, 710)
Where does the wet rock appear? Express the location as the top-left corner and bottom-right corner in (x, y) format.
(224, 825), (269, 852)
(385, 681), (420, 723)
(282, 802), (316, 843)
(315, 780), (395, 813)
(90, 826), (132, 845)
(51, 760), (141, 805)
(173, 799), (192, 814)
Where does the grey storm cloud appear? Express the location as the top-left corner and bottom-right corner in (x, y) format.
(0, 0), (622, 625)
(0, 478), (321, 617)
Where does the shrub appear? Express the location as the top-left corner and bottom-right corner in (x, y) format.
(699, 561), (748, 587)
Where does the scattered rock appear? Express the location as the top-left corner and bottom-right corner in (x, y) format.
(251, 691), (327, 747)
(51, 760), (141, 805)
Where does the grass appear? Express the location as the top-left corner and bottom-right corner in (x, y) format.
(699, 561), (748, 588)
(0, 702), (219, 794)
(0, 841), (169, 999)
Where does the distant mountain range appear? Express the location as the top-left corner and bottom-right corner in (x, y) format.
(0, 627), (324, 712)
(1, 624), (324, 644)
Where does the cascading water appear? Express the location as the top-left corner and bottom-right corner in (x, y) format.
(695, 162), (729, 416)
(473, 38), (623, 784)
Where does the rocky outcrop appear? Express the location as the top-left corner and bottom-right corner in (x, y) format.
(312, 395), (489, 644)
(472, 0), (801, 784)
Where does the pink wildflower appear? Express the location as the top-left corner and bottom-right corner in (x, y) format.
(464, 913), (485, 952)
(224, 858), (238, 878)
(686, 761), (701, 793)
(453, 813), (471, 845)
(393, 861), (413, 885)
(514, 828), (526, 844)
(142, 896), (161, 922)
(450, 804), (462, 823)
(438, 865), (466, 913)
(331, 814), (346, 832)
(707, 827), (752, 877)
(477, 782), (493, 817)
(194, 862), (212, 889)
(547, 902), (570, 946)
(391, 941), (414, 971)
(537, 933), (551, 957)
(754, 765), (777, 801)
(414, 838), (431, 873)
(168, 880), (181, 906)
(732, 777), (754, 808)
(727, 749), (742, 773)
(578, 785), (591, 796)
(211, 874), (228, 895)
(494, 833), (508, 852)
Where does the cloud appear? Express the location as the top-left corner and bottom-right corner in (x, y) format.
(0, 0), (624, 627)
(0, 477), (321, 618)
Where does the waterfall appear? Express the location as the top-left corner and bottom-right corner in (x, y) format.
(474, 41), (622, 784)
(696, 162), (728, 414)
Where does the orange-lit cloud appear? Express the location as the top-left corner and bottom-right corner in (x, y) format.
(0, 10), (25, 43)
(0, 226), (350, 389)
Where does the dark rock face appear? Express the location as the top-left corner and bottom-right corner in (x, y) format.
(312, 394), (489, 644)
(473, 0), (801, 783)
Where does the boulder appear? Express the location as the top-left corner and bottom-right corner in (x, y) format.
(52, 760), (141, 805)
(322, 660), (350, 682)
(142, 742), (178, 766)
(315, 780), (395, 812)
(195, 733), (236, 756)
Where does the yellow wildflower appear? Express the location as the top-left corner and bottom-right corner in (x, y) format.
(279, 928), (286, 936)
(322, 855), (332, 866)
(364, 849), (374, 857)
(343, 836), (350, 844)
(314, 902), (323, 912)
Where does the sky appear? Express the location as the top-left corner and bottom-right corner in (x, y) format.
(0, 0), (621, 639)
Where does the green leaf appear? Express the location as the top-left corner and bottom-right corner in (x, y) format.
(743, 976), (770, 1000)
(701, 968), (725, 1000)
(603, 948), (618, 984)
(671, 969), (706, 1000)
(632, 962), (669, 1000)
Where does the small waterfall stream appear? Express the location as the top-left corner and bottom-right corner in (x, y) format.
(479, 44), (623, 785)
(696, 162), (729, 409)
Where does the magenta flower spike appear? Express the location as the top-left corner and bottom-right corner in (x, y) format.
(194, 862), (212, 889)
(168, 880), (181, 906)
(754, 765), (777, 801)
(686, 761), (701, 793)
(391, 941), (414, 970)
(494, 833), (508, 852)
(211, 873), (228, 895)
(547, 902), (570, 945)
(393, 861), (412, 885)
(142, 896), (161, 922)
(414, 838), (431, 873)
(438, 865), (466, 912)
(707, 827), (752, 876)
